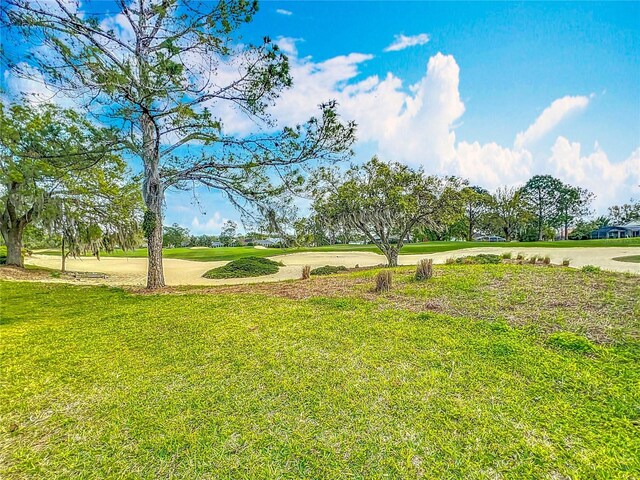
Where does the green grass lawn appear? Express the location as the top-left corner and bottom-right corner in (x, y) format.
(2, 264), (639, 478)
(35, 237), (640, 262)
(613, 255), (640, 263)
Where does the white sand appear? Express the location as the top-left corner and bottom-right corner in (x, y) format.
(24, 246), (639, 287)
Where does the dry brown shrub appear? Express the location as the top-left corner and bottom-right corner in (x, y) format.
(375, 270), (392, 293)
(302, 265), (311, 280)
(415, 258), (433, 280)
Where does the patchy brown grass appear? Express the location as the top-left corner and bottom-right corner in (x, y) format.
(0, 265), (55, 281)
(131, 263), (639, 344)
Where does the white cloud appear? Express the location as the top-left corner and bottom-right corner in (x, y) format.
(276, 9), (293, 16)
(548, 137), (640, 211)
(384, 33), (430, 52)
(514, 95), (590, 149)
(190, 212), (229, 234)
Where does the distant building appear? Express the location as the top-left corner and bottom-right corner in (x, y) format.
(210, 241), (223, 248)
(590, 221), (640, 239)
(253, 238), (281, 247)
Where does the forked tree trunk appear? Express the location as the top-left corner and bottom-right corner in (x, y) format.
(3, 223), (25, 267)
(385, 247), (399, 267)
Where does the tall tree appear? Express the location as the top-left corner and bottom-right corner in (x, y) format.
(608, 199), (640, 224)
(162, 223), (190, 248)
(555, 185), (594, 240)
(0, 102), (125, 267)
(461, 186), (491, 241)
(3, 0), (355, 288)
(489, 187), (529, 241)
(312, 157), (464, 266)
(219, 220), (237, 247)
(520, 175), (564, 241)
(52, 179), (142, 272)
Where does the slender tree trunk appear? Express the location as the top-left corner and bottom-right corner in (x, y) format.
(61, 236), (66, 272)
(3, 223), (25, 268)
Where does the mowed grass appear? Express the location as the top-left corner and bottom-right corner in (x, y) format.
(35, 237), (640, 262)
(614, 255), (640, 263)
(1, 264), (639, 478)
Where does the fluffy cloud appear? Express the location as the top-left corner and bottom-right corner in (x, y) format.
(548, 138), (640, 210)
(190, 211), (229, 234)
(384, 33), (430, 52)
(514, 95), (591, 149)
(276, 9), (293, 16)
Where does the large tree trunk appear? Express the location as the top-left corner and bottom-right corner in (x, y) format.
(141, 111), (165, 289)
(385, 247), (399, 267)
(2, 223), (25, 268)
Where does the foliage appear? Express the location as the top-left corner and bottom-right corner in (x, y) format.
(0, 102), (139, 268)
(202, 256), (282, 279)
(608, 199), (640, 224)
(461, 186), (492, 241)
(3, 0), (356, 288)
(312, 157), (464, 266)
(546, 332), (596, 354)
(162, 223), (190, 248)
(310, 265), (348, 276)
(219, 220), (238, 247)
(487, 187), (530, 241)
(582, 265), (602, 273)
(520, 175), (564, 240)
(453, 254), (502, 265)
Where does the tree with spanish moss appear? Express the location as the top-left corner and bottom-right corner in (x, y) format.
(3, 0), (356, 288)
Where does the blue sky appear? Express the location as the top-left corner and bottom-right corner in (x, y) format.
(3, 1), (639, 233)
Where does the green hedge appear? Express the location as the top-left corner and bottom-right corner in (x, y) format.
(202, 256), (283, 279)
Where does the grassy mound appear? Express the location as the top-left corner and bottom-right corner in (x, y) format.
(449, 253), (502, 265)
(613, 255), (640, 263)
(310, 265), (348, 276)
(202, 256), (283, 279)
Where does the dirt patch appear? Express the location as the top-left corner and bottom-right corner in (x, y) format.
(0, 265), (54, 281)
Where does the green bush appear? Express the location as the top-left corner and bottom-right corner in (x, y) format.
(453, 254), (502, 265)
(202, 256), (283, 279)
(310, 265), (348, 276)
(581, 265), (601, 274)
(501, 252), (512, 259)
(546, 332), (595, 354)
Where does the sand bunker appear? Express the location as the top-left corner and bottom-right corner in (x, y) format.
(23, 246), (639, 287)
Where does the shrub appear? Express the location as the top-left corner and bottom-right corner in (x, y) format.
(562, 258), (571, 267)
(546, 332), (595, 354)
(202, 256), (283, 279)
(301, 265), (311, 280)
(501, 252), (512, 259)
(543, 255), (551, 265)
(528, 255), (537, 264)
(445, 257), (455, 264)
(415, 258), (433, 280)
(310, 265), (348, 276)
(453, 254), (502, 265)
(581, 265), (601, 274)
(375, 270), (392, 293)
(516, 252), (525, 260)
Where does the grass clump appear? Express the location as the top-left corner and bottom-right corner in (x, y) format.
(453, 254), (502, 265)
(582, 265), (601, 274)
(562, 258), (571, 267)
(501, 252), (512, 259)
(202, 256), (282, 279)
(415, 258), (433, 280)
(310, 265), (348, 276)
(301, 265), (311, 280)
(375, 270), (392, 292)
(543, 255), (551, 265)
(546, 332), (596, 354)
